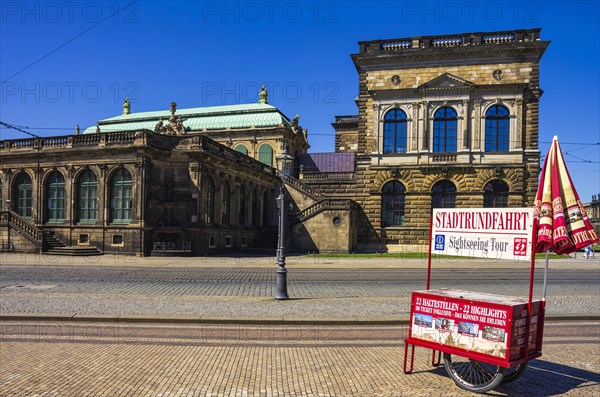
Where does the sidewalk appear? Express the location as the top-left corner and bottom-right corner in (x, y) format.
(1, 251), (597, 269)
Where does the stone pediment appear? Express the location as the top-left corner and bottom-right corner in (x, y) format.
(419, 73), (474, 90)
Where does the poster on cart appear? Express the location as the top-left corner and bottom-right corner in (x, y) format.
(410, 289), (542, 360)
(431, 208), (535, 261)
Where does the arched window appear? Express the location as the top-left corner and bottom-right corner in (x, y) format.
(203, 176), (216, 224)
(258, 144), (273, 166)
(433, 107), (457, 153)
(381, 181), (406, 227)
(222, 182), (231, 225)
(234, 144), (248, 155)
(46, 171), (65, 222)
(485, 105), (510, 152)
(484, 180), (509, 208)
(432, 180), (456, 209)
(239, 185), (247, 226)
(77, 170), (97, 222)
(383, 109), (408, 154)
(110, 168), (132, 223)
(14, 173), (32, 219)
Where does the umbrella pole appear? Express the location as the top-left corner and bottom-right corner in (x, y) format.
(543, 251), (549, 300)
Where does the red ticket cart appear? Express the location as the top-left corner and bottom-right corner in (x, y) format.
(403, 208), (545, 393)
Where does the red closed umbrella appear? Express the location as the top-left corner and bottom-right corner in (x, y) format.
(534, 136), (598, 254)
(534, 136), (598, 299)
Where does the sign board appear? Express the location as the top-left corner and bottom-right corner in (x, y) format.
(431, 208), (534, 261)
(409, 289), (543, 365)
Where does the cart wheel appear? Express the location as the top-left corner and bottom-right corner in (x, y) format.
(502, 363), (528, 383)
(443, 353), (505, 393)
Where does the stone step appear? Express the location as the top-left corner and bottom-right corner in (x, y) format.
(45, 247), (102, 256)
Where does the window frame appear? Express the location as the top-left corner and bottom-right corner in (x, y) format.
(485, 105), (510, 152)
(383, 109), (408, 154)
(234, 144), (248, 155)
(483, 180), (509, 208)
(46, 171), (66, 223)
(109, 168), (133, 224)
(431, 180), (457, 209)
(433, 107), (457, 153)
(381, 181), (406, 228)
(258, 144), (273, 167)
(14, 173), (33, 220)
(77, 170), (98, 223)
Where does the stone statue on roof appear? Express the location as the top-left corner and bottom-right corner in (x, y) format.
(122, 97), (131, 115)
(176, 116), (185, 135)
(291, 114), (300, 134)
(258, 85), (268, 104)
(155, 118), (165, 134)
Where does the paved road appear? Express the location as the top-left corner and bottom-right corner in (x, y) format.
(1, 266), (598, 319)
(1, 266), (598, 297)
(1, 321), (598, 396)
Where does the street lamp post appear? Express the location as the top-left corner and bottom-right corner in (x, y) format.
(275, 147), (293, 300)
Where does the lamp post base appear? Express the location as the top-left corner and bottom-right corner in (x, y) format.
(275, 266), (288, 300)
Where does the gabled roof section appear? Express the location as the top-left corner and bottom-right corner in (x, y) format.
(83, 103), (291, 134)
(418, 73), (475, 90)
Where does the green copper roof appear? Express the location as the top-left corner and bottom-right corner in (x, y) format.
(83, 103), (291, 134)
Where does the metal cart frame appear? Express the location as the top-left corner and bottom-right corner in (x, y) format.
(402, 212), (545, 393)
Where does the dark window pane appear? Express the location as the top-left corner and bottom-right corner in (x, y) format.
(381, 181), (406, 227)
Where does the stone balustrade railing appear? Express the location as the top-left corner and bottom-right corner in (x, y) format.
(283, 175), (325, 200)
(432, 154), (458, 162)
(0, 211), (42, 247)
(0, 131), (277, 179)
(363, 28), (540, 53)
(300, 172), (355, 181)
(295, 199), (354, 223)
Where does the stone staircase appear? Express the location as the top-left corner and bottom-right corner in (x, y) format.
(43, 231), (102, 256)
(0, 211), (102, 256)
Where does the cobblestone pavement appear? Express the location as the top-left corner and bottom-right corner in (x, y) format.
(0, 321), (598, 396)
(1, 267), (598, 319)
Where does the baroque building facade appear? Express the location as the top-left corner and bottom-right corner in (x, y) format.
(0, 94), (308, 255)
(1, 28), (559, 255)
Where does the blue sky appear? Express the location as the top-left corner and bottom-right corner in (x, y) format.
(1, 0), (599, 202)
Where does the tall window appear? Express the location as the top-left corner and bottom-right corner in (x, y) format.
(46, 171), (65, 222)
(258, 144), (273, 166)
(484, 180), (509, 208)
(432, 180), (457, 209)
(234, 145), (248, 155)
(203, 176), (216, 224)
(0, 178), (3, 210)
(485, 105), (510, 152)
(239, 186), (247, 226)
(433, 107), (457, 152)
(381, 181), (406, 227)
(383, 109), (408, 154)
(14, 173), (32, 219)
(222, 182), (231, 225)
(110, 168), (132, 223)
(77, 170), (97, 222)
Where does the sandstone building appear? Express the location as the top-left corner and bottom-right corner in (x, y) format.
(314, 28), (550, 252)
(1, 28), (553, 255)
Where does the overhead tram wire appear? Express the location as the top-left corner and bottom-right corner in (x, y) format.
(0, 121), (39, 138)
